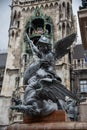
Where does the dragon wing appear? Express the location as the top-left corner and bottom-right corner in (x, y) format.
(39, 80), (77, 102)
(54, 33), (76, 60)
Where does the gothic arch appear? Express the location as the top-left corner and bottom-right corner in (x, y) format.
(35, 6), (39, 10)
(62, 22), (65, 29)
(13, 10), (17, 25)
(13, 10), (17, 24)
(12, 30), (15, 37)
(62, 2), (65, 7)
(59, 25), (61, 30)
(40, 4), (44, 9)
(46, 24), (52, 35)
(31, 7), (35, 11)
(67, 23), (71, 34)
(59, 4), (61, 12)
(13, 10), (17, 19)
(18, 11), (21, 18)
(22, 8), (26, 12)
(26, 7), (30, 11)
(16, 31), (18, 37)
(50, 3), (53, 8)
(62, 22), (65, 37)
(17, 21), (20, 28)
(55, 2), (58, 7)
(45, 4), (49, 9)
(67, 2), (70, 18)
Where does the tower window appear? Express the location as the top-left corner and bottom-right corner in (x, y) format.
(59, 25), (61, 30)
(13, 10), (17, 19)
(59, 4), (61, 11)
(62, 2), (65, 7)
(62, 23), (65, 29)
(67, 2), (70, 18)
(12, 31), (14, 37)
(18, 11), (21, 18)
(62, 23), (65, 37)
(46, 24), (51, 34)
(67, 23), (70, 34)
(78, 59), (80, 66)
(13, 10), (17, 25)
(22, 8), (25, 11)
(16, 32), (18, 37)
(73, 59), (77, 69)
(17, 21), (20, 28)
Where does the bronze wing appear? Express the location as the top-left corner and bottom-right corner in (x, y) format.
(38, 80), (77, 102)
(54, 33), (76, 60)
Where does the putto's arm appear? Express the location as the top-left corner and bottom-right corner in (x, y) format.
(26, 33), (40, 56)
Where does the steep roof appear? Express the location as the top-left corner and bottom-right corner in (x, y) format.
(73, 44), (87, 59)
(0, 53), (7, 68)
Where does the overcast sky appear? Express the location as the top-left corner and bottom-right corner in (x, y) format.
(0, 0), (82, 50)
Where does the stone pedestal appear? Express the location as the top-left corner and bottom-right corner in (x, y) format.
(6, 111), (87, 130)
(23, 110), (69, 123)
(7, 111), (69, 130)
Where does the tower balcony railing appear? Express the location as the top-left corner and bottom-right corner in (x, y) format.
(72, 63), (87, 70)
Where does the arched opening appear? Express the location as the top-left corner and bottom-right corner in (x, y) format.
(55, 2), (58, 7)
(46, 24), (51, 35)
(31, 7), (34, 11)
(13, 10), (17, 25)
(59, 25), (61, 30)
(31, 18), (44, 35)
(18, 11), (21, 18)
(41, 4), (44, 9)
(27, 7), (30, 11)
(62, 23), (65, 37)
(67, 2), (70, 18)
(22, 8), (25, 12)
(62, 2), (65, 7)
(13, 10), (17, 19)
(12, 31), (14, 37)
(59, 4), (63, 19)
(45, 4), (48, 9)
(17, 21), (20, 28)
(67, 23), (70, 34)
(50, 3), (53, 8)
(59, 4), (61, 11)
(16, 31), (18, 37)
(62, 22), (65, 29)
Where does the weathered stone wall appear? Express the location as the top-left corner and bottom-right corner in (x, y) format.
(2, 0), (73, 96)
(0, 96), (11, 125)
(0, 0), (75, 125)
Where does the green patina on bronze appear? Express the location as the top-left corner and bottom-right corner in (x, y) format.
(22, 7), (54, 56)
